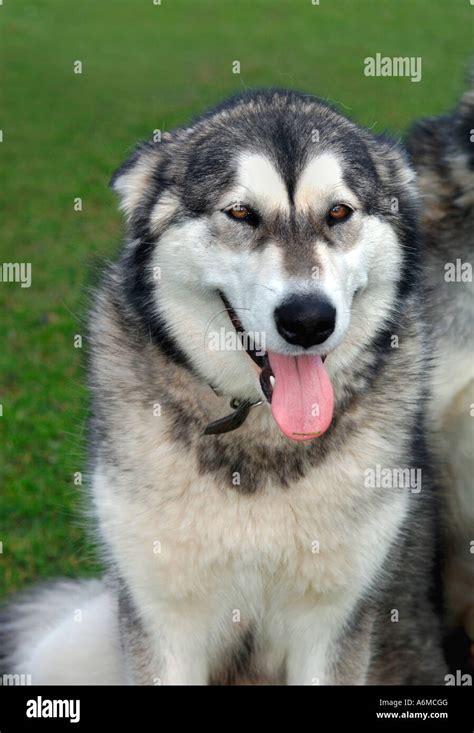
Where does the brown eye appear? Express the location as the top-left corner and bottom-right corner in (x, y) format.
(328, 204), (353, 224)
(225, 204), (258, 226)
(229, 205), (249, 219)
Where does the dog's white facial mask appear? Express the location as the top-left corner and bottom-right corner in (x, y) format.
(117, 148), (404, 441)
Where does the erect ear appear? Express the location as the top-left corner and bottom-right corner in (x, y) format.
(110, 139), (166, 222)
(370, 134), (417, 195)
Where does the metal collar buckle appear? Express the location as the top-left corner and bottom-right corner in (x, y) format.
(204, 397), (263, 435)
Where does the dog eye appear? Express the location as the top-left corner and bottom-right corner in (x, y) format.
(225, 204), (258, 225)
(327, 204), (353, 224)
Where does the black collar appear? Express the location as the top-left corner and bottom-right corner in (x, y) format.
(203, 293), (274, 435)
(204, 396), (263, 435)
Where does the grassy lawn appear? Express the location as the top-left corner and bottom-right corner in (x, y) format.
(0, 0), (472, 598)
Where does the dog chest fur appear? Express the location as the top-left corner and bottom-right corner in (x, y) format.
(93, 423), (409, 611)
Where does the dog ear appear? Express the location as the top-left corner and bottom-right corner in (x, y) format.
(370, 135), (417, 196)
(110, 136), (174, 222)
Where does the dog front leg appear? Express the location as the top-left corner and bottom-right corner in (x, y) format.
(118, 592), (209, 685)
(285, 600), (364, 685)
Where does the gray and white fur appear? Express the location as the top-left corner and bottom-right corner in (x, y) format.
(408, 78), (474, 649)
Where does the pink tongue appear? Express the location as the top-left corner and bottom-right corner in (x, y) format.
(267, 352), (334, 442)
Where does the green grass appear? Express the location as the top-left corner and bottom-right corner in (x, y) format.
(0, 0), (472, 598)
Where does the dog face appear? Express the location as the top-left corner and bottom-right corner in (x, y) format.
(112, 91), (419, 440)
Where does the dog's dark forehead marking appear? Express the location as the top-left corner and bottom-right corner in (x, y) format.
(176, 91), (388, 280)
(181, 89), (381, 214)
(253, 210), (329, 278)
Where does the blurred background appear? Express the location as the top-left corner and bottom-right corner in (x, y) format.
(0, 0), (472, 598)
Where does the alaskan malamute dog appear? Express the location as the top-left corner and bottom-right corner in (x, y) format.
(1, 90), (448, 685)
(408, 79), (474, 665)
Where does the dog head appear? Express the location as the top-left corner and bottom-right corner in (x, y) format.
(111, 90), (419, 441)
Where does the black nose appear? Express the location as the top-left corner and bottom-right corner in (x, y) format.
(274, 295), (336, 349)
